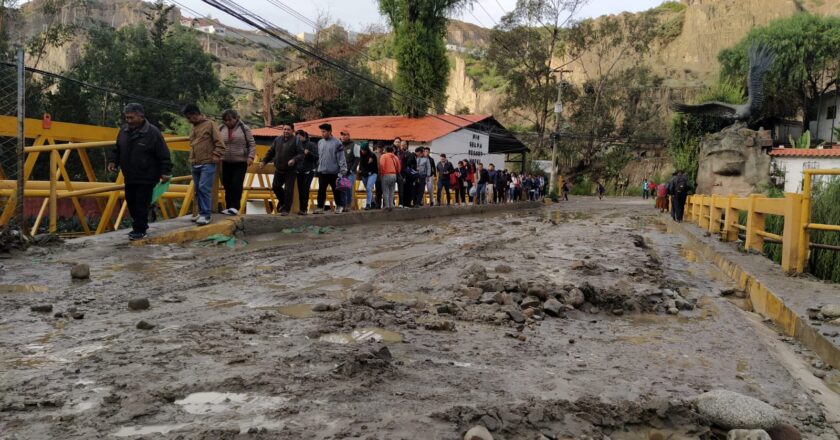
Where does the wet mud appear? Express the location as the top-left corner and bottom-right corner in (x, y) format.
(0, 198), (837, 439)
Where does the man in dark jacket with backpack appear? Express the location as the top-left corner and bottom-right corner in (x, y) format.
(107, 103), (172, 241)
(668, 170), (691, 222)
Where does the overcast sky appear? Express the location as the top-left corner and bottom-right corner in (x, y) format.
(171, 0), (665, 35)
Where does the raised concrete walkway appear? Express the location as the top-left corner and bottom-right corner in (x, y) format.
(671, 219), (840, 370)
(70, 201), (545, 247)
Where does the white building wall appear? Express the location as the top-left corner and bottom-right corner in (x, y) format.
(428, 129), (507, 170)
(809, 93), (840, 142)
(773, 156), (840, 193)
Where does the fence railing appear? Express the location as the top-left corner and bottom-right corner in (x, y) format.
(686, 169), (840, 274)
(0, 116), (441, 236)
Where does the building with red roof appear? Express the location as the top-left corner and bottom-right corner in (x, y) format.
(769, 146), (840, 193)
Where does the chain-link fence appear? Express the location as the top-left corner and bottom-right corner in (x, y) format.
(0, 49), (26, 249)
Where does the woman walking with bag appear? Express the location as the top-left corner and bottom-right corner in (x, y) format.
(219, 109), (255, 215)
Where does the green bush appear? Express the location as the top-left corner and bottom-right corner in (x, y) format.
(808, 179), (840, 282)
(570, 176), (593, 196)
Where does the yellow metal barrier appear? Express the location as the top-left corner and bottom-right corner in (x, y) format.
(0, 116), (414, 236)
(686, 169), (840, 274)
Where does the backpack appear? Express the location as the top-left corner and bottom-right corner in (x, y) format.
(676, 178), (688, 194)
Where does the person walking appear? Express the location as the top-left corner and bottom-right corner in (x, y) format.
(656, 181), (669, 213)
(294, 130), (318, 215)
(359, 142), (378, 210)
(561, 180), (570, 201)
(436, 154), (454, 206)
(340, 130), (360, 210)
(671, 170), (691, 222)
(108, 103), (172, 241)
(259, 123), (303, 216)
(597, 180), (606, 200)
(314, 123), (348, 214)
(219, 109), (255, 216)
(642, 178), (650, 200)
(183, 103), (225, 226)
(379, 145), (401, 210)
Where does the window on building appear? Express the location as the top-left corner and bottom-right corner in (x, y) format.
(828, 105), (837, 120)
(803, 161), (820, 170)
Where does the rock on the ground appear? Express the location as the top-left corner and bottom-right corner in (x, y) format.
(136, 320), (156, 330)
(70, 311), (85, 320)
(692, 389), (782, 430)
(766, 423), (801, 440)
(668, 307), (680, 315)
(312, 303), (331, 312)
(520, 296), (541, 309)
(463, 287), (483, 300)
(352, 282), (374, 293)
(420, 316), (455, 331)
(527, 287), (548, 300)
(562, 288), (585, 308)
(543, 298), (563, 317)
(820, 304), (840, 319)
(70, 263), (90, 280)
(506, 308), (526, 324)
(30, 304), (53, 313)
(727, 430), (771, 440)
(128, 298), (150, 311)
(494, 264), (512, 274)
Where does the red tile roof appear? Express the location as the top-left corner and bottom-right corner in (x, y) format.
(770, 147), (840, 158)
(251, 114), (491, 142)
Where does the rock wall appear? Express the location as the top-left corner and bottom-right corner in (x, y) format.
(696, 123), (771, 196)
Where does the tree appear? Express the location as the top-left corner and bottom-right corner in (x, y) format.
(487, 0), (584, 155)
(378, 0), (471, 117)
(718, 13), (840, 134)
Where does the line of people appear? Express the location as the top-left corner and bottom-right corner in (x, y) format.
(108, 103), (542, 241)
(646, 171), (692, 222)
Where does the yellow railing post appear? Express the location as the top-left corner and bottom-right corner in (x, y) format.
(744, 194), (765, 252)
(699, 196), (710, 229)
(48, 150), (58, 233)
(781, 192), (804, 273)
(797, 172), (813, 272)
(722, 194), (738, 242)
(709, 195), (722, 235)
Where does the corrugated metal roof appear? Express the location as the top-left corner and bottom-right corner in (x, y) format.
(770, 147), (840, 158)
(251, 114), (491, 142)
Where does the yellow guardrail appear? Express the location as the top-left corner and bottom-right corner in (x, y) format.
(0, 116), (428, 236)
(686, 169), (840, 273)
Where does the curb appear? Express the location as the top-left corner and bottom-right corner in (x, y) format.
(142, 201), (544, 245)
(668, 219), (840, 371)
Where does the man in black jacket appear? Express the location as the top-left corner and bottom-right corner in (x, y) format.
(260, 123), (304, 216)
(403, 147), (419, 208)
(107, 103), (172, 241)
(294, 130), (318, 215)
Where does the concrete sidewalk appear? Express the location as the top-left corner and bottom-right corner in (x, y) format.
(70, 201), (545, 246)
(671, 219), (840, 370)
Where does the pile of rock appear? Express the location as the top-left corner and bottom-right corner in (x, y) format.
(452, 264), (697, 325)
(809, 304), (840, 325)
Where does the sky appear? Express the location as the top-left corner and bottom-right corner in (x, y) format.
(171, 0), (666, 35)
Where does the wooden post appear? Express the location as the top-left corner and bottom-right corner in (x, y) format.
(722, 194), (738, 242)
(781, 192), (804, 273)
(49, 150), (58, 232)
(744, 194), (765, 252)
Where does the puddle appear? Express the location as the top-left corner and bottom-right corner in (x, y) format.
(207, 299), (245, 309)
(274, 304), (314, 319)
(309, 277), (360, 291)
(680, 245), (698, 262)
(175, 392), (288, 415)
(319, 328), (404, 344)
(0, 284), (49, 294)
(113, 423), (191, 437)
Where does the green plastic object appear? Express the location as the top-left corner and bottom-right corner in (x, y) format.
(151, 181), (171, 204)
(193, 234), (248, 249)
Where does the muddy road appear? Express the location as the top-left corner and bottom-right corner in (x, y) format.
(1, 198), (838, 439)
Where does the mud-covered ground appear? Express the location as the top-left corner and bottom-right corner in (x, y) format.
(1, 198), (838, 439)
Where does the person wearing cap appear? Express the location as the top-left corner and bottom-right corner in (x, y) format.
(108, 103), (172, 241)
(182, 104), (225, 225)
(314, 123), (348, 214)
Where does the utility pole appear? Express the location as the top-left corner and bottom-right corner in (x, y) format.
(262, 66), (274, 127)
(549, 69), (571, 196)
